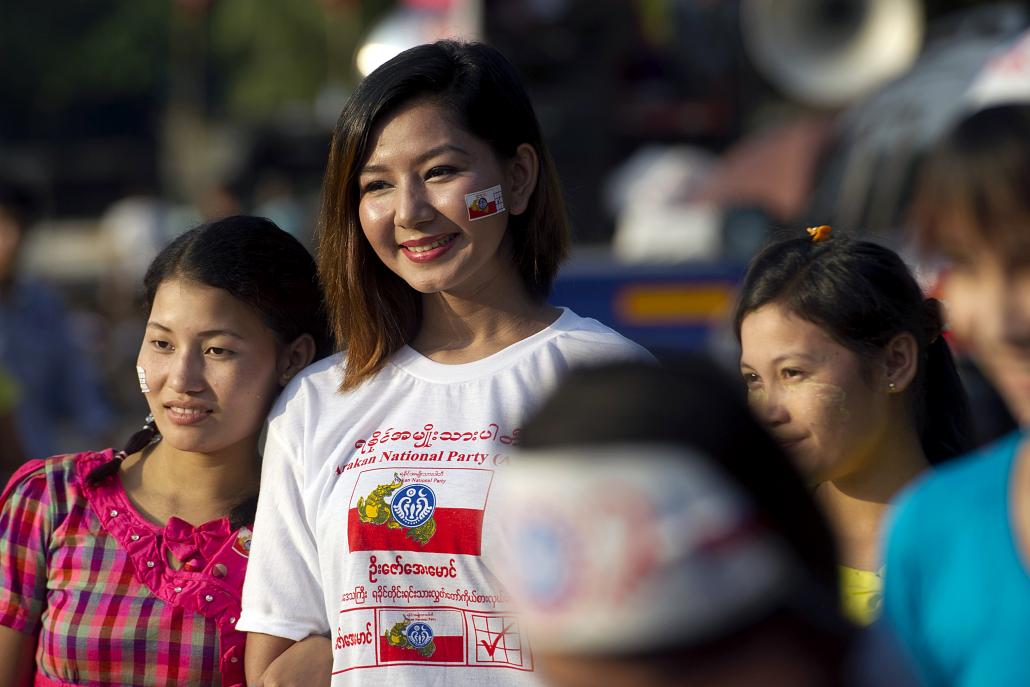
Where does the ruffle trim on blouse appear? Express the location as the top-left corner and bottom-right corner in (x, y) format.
(75, 450), (250, 687)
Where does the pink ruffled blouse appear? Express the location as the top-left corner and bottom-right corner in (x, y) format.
(0, 450), (252, 686)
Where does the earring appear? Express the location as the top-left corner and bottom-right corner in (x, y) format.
(888, 382), (897, 392)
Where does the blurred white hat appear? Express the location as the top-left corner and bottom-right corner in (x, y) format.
(965, 27), (1030, 110)
(498, 444), (800, 654)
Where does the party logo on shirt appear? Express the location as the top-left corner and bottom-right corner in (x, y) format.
(378, 609), (467, 664)
(390, 484), (436, 528)
(405, 621), (435, 650)
(233, 526), (253, 558)
(384, 619), (436, 657)
(348, 468), (493, 555)
(356, 474), (438, 545)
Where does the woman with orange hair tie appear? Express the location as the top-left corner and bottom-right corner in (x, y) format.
(735, 227), (972, 625)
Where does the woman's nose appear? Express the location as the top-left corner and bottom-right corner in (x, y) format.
(395, 181), (434, 230)
(752, 386), (791, 427)
(167, 350), (205, 394)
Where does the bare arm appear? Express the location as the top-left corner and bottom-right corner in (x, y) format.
(248, 634), (332, 687)
(245, 632), (296, 686)
(0, 625), (35, 687)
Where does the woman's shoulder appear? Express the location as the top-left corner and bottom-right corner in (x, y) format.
(544, 307), (655, 363)
(266, 353), (348, 435)
(285, 353), (345, 391)
(906, 431), (1022, 506)
(888, 432), (1023, 545)
(1, 450), (110, 514)
(272, 353), (346, 406)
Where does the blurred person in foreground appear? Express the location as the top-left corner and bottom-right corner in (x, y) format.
(882, 102), (1030, 687)
(0, 182), (114, 461)
(503, 360), (916, 687)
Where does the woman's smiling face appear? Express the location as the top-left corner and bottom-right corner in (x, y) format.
(739, 303), (891, 484)
(356, 99), (520, 298)
(137, 278), (284, 456)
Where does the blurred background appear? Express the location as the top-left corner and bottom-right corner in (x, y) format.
(1, 0), (1026, 458)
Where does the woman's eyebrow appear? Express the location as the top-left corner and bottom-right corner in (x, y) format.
(770, 352), (819, 365)
(145, 322), (244, 339)
(360, 144), (471, 174)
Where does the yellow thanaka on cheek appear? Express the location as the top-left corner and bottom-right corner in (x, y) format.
(803, 380), (851, 425)
(778, 380), (850, 484)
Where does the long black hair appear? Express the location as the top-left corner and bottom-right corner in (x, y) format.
(87, 215), (332, 528)
(733, 232), (973, 465)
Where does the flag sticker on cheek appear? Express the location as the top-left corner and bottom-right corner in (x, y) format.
(136, 365), (150, 393)
(465, 185), (506, 221)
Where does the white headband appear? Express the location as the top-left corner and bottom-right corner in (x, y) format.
(497, 445), (798, 654)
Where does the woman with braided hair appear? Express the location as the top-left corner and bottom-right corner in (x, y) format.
(734, 227), (973, 626)
(0, 215), (331, 686)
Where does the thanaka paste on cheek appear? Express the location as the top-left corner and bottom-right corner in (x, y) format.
(136, 365), (150, 393)
(803, 380), (851, 425)
(780, 381), (851, 483)
(465, 185), (506, 221)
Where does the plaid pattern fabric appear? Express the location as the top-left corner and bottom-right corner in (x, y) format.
(0, 452), (234, 686)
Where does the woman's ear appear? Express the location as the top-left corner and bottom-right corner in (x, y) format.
(883, 332), (919, 394)
(506, 143), (539, 216)
(277, 334), (316, 387)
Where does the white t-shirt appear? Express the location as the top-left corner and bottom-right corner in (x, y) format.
(239, 309), (652, 685)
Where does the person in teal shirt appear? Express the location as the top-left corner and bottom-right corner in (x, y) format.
(883, 102), (1030, 685)
(884, 432), (1030, 686)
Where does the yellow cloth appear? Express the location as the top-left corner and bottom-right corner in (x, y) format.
(840, 565), (883, 626)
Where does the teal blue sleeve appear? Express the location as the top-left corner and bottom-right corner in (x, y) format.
(883, 484), (940, 687)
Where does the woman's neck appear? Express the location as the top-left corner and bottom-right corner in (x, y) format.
(120, 437), (261, 527)
(817, 418), (928, 571)
(413, 268), (560, 363)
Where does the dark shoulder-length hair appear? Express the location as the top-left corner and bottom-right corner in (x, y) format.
(733, 232), (973, 465)
(318, 39), (570, 390)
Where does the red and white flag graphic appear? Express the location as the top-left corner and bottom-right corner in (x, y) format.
(465, 185), (506, 221)
(378, 609), (465, 664)
(347, 467), (493, 555)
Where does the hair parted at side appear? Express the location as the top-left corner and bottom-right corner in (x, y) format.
(912, 103), (1030, 258)
(317, 39), (570, 390)
(733, 231), (973, 466)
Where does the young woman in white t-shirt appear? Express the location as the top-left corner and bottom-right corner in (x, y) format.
(239, 40), (650, 686)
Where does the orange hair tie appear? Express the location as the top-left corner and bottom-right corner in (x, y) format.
(807, 225), (832, 243)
